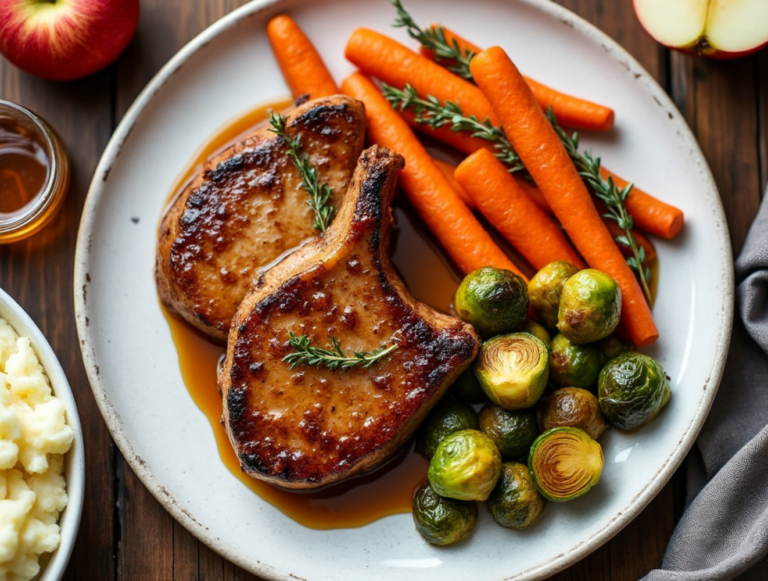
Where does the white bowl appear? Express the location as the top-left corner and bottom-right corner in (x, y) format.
(0, 288), (85, 581)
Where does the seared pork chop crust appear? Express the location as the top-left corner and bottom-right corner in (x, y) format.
(220, 146), (479, 489)
(156, 95), (366, 341)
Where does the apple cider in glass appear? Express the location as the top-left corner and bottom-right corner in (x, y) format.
(0, 101), (69, 244)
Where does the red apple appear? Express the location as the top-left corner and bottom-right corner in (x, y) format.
(634, 0), (768, 59)
(0, 0), (140, 81)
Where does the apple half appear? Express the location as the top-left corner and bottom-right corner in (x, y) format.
(634, 0), (768, 59)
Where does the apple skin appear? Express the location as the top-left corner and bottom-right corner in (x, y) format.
(632, 0), (768, 60)
(0, 0), (140, 81)
(676, 42), (768, 60)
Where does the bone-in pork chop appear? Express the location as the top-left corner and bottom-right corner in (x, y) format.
(220, 146), (479, 489)
(156, 95), (366, 341)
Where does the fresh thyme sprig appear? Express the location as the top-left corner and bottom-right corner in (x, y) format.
(283, 332), (399, 371)
(269, 113), (334, 232)
(548, 110), (652, 303)
(382, 84), (652, 299)
(391, 0), (475, 81)
(382, 83), (526, 174)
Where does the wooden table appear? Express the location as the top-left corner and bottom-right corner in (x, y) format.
(0, 0), (764, 578)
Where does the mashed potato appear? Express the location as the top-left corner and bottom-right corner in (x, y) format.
(0, 317), (73, 581)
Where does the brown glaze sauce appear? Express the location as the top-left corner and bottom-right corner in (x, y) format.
(161, 98), (658, 530)
(161, 98), (461, 530)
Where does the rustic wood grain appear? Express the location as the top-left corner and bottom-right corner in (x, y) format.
(669, 52), (762, 254)
(0, 0), (763, 579)
(0, 63), (117, 581)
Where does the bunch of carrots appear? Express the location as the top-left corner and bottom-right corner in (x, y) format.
(266, 9), (685, 348)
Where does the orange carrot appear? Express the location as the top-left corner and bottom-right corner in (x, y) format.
(267, 15), (339, 99)
(345, 30), (681, 240)
(433, 158), (476, 210)
(601, 168), (684, 239)
(403, 110), (495, 156)
(341, 72), (524, 279)
(455, 149), (586, 271)
(471, 47), (658, 346)
(420, 25), (614, 131)
(345, 29), (499, 123)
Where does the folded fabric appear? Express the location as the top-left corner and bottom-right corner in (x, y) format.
(643, 190), (768, 580)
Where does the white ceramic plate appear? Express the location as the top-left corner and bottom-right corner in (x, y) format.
(0, 288), (85, 581)
(74, 0), (733, 579)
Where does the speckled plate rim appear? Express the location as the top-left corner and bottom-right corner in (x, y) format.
(0, 287), (85, 581)
(73, 0), (734, 579)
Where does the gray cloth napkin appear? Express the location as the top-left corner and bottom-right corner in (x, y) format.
(643, 190), (768, 581)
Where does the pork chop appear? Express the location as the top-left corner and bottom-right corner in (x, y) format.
(156, 95), (366, 341)
(220, 145), (480, 489)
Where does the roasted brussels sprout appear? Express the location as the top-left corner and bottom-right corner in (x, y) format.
(412, 480), (477, 546)
(549, 333), (603, 389)
(420, 399), (480, 458)
(528, 427), (603, 502)
(455, 267), (529, 337)
(598, 352), (671, 430)
(522, 320), (551, 347)
(450, 368), (488, 404)
(557, 269), (621, 344)
(488, 462), (547, 529)
(479, 405), (538, 460)
(528, 261), (580, 329)
(475, 333), (549, 410)
(596, 334), (629, 362)
(428, 429), (502, 501)
(537, 387), (609, 440)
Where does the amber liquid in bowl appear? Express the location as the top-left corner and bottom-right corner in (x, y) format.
(0, 101), (69, 244)
(0, 128), (48, 214)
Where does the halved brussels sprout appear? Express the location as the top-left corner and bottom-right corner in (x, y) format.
(537, 387), (609, 440)
(475, 333), (549, 410)
(479, 404), (538, 460)
(596, 334), (629, 362)
(412, 480), (477, 546)
(528, 427), (603, 502)
(598, 352), (671, 430)
(455, 267), (529, 337)
(450, 368), (488, 404)
(557, 269), (621, 344)
(528, 261), (580, 329)
(488, 462), (547, 529)
(549, 333), (603, 389)
(522, 320), (551, 347)
(428, 429), (502, 501)
(420, 399), (480, 458)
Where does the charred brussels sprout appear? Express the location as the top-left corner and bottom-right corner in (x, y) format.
(455, 267), (529, 337)
(412, 480), (477, 546)
(537, 387), (609, 440)
(420, 399), (480, 458)
(522, 320), (551, 347)
(479, 405), (539, 460)
(475, 333), (549, 410)
(596, 334), (628, 362)
(428, 429), (502, 501)
(451, 368), (488, 404)
(557, 269), (621, 344)
(528, 261), (580, 329)
(529, 427), (603, 502)
(488, 462), (547, 529)
(549, 333), (603, 389)
(598, 352), (671, 430)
